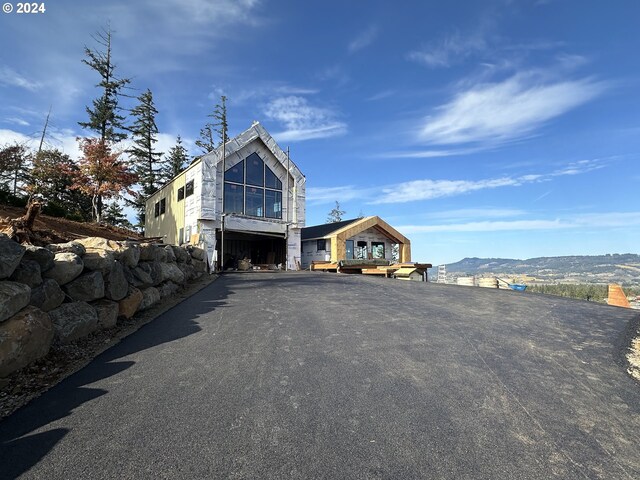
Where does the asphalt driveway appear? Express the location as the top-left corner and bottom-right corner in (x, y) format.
(2, 272), (639, 479)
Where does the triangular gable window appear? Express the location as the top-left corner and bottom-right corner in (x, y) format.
(265, 166), (282, 190)
(225, 160), (244, 183)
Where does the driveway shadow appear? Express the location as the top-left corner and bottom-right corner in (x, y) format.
(0, 278), (231, 479)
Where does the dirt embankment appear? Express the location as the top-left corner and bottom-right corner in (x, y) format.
(0, 204), (143, 245)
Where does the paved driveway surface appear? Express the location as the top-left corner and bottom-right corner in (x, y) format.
(1, 272), (639, 479)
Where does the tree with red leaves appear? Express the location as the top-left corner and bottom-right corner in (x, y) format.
(73, 137), (137, 222)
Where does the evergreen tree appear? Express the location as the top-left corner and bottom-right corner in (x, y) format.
(326, 201), (346, 223)
(161, 135), (188, 183)
(103, 201), (133, 229)
(213, 95), (228, 146)
(78, 26), (131, 220)
(0, 143), (31, 199)
(195, 95), (228, 154)
(127, 88), (162, 225)
(78, 26), (131, 143)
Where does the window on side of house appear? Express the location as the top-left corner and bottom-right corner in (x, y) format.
(245, 153), (264, 187)
(371, 242), (385, 259)
(224, 182), (243, 214)
(177, 187), (185, 201)
(356, 241), (368, 259)
(159, 198), (166, 215)
(185, 180), (194, 197)
(225, 159), (244, 183)
(265, 189), (282, 219)
(245, 186), (264, 216)
(154, 201), (160, 218)
(265, 166), (282, 189)
(317, 239), (326, 251)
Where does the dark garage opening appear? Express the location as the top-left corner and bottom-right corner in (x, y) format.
(217, 231), (286, 269)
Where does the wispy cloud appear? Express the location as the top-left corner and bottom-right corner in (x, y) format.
(307, 185), (370, 205)
(0, 67), (41, 91)
(307, 159), (607, 205)
(418, 72), (606, 146)
(264, 96), (347, 142)
(398, 212), (640, 233)
(407, 31), (487, 68)
(374, 159), (605, 204)
(160, 0), (261, 25)
(348, 26), (378, 53)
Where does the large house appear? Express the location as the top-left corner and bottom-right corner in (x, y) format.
(300, 216), (411, 269)
(145, 122), (306, 270)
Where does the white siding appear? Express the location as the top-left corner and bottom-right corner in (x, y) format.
(301, 239), (331, 268)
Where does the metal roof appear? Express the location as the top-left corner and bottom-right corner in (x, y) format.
(301, 219), (359, 240)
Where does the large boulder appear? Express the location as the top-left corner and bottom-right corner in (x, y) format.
(171, 245), (190, 263)
(104, 261), (128, 301)
(159, 263), (185, 284)
(177, 263), (196, 282)
(63, 271), (105, 302)
(117, 241), (140, 268)
(137, 261), (164, 286)
(164, 245), (176, 263)
(0, 234), (25, 279)
(82, 247), (115, 273)
(75, 237), (139, 268)
(23, 245), (55, 272)
(0, 281), (31, 323)
(123, 265), (154, 289)
(158, 281), (180, 299)
(49, 302), (98, 344)
(139, 243), (166, 262)
(10, 259), (43, 288)
(139, 287), (161, 311)
(29, 279), (65, 312)
(43, 252), (84, 286)
(92, 299), (119, 329)
(187, 245), (205, 261)
(192, 259), (208, 274)
(47, 241), (86, 256)
(0, 306), (53, 377)
(118, 287), (143, 319)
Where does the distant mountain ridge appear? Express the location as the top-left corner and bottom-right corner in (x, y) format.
(446, 254), (640, 282)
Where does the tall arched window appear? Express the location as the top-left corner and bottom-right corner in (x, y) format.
(224, 152), (282, 219)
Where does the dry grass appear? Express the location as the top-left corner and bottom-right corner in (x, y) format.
(627, 335), (640, 382)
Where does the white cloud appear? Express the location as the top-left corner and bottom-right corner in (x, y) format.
(0, 129), (32, 146)
(348, 26), (378, 53)
(160, 0), (261, 25)
(425, 208), (527, 220)
(4, 117), (30, 127)
(264, 96), (347, 142)
(398, 211), (640, 233)
(0, 67), (41, 91)
(419, 72), (606, 146)
(307, 159), (608, 206)
(306, 185), (370, 205)
(407, 31), (486, 68)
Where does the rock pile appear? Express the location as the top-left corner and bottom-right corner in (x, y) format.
(0, 235), (207, 378)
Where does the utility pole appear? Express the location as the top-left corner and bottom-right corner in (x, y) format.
(38, 105), (52, 154)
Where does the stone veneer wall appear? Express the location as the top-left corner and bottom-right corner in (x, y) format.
(0, 235), (208, 378)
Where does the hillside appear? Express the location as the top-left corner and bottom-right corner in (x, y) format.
(0, 204), (143, 245)
(446, 254), (640, 285)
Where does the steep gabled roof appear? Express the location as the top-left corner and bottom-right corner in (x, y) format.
(301, 218), (359, 240)
(202, 121), (305, 183)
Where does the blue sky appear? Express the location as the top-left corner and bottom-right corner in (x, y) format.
(1, 0), (639, 265)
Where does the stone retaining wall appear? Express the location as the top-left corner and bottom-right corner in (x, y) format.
(0, 234), (208, 378)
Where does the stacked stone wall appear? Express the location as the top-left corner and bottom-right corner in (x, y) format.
(0, 235), (207, 378)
